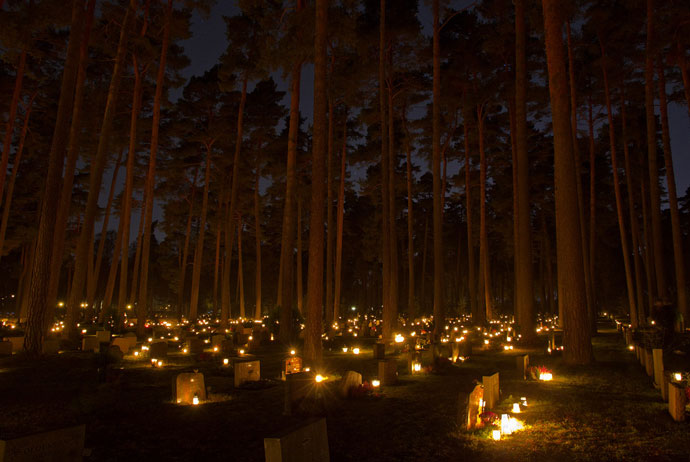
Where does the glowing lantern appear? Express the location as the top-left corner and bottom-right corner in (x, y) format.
(492, 430), (501, 441)
(395, 334), (404, 343)
(413, 362), (421, 372)
(352, 348), (360, 355)
(290, 349), (296, 355)
(315, 374), (325, 383)
(539, 372), (553, 381)
(512, 403), (521, 413)
(342, 347), (348, 353)
(192, 395), (199, 405)
(223, 358), (229, 365)
(372, 379), (380, 388)
(673, 372), (682, 382)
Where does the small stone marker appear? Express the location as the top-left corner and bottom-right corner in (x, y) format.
(0, 341), (11, 356)
(284, 356), (302, 375)
(0, 424), (85, 462)
(175, 372), (206, 404)
(373, 342), (385, 359)
(187, 337), (204, 355)
(644, 349), (653, 377)
(652, 349), (663, 389)
(516, 355), (529, 380)
(668, 382), (686, 422)
(378, 358), (398, 385)
(82, 335), (99, 352)
(149, 340), (167, 359)
(458, 384), (484, 431)
(264, 418), (329, 462)
(482, 372), (499, 410)
(7, 337), (24, 353)
(234, 359), (260, 387)
(95, 330), (110, 343)
(338, 371), (362, 398)
(284, 372), (313, 415)
(111, 336), (137, 354)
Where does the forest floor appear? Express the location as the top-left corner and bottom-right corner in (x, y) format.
(0, 322), (688, 461)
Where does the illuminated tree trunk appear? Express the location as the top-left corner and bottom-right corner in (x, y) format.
(600, 41), (638, 327)
(189, 144), (213, 321)
(177, 169), (199, 318)
(432, 0), (444, 336)
(213, 187), (226, 317)
(325, 99), (334, 328)
(567, 21), (594, 335)
(220, 77), (247, 328)
(254, 158), (262, 320)
(510, 102), (519, 326)
(138, 0), (172, 337)
(388, 78), (399, 332)
(477, 105), (492, 321)
(403, 115), (415, 319)
(102, 205), (125, 315)
(380, 0), (392, 341)
(297, 196), (303, 314)
(542, 0), (592, 364)
(25, 0), (87, 354)
(587, 96), (597, 320)
(657, 59), (687, 323)
(463, 102), (478, 323)
(128, 201), (145, 308)
(333, 120), (347, 324)
(237, 218), (245, 318)
(304, 0), (327, 364)
(644, 0), (666, 301)
(639, 159), (655, 315)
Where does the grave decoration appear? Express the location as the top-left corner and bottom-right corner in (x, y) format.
(526, 365), (552, 381)
(284, 356), (303, 375)
(338, 371), (362, 398)
(458, 383), (485, 431)
(175, 371), (207, 405)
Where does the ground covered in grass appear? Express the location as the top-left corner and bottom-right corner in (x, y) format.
(0, 323), (688, 461)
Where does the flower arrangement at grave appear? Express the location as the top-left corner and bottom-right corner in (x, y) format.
(349, 381), (383, 399)
(527, 365), (553, 381)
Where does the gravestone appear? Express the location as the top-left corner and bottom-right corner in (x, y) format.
(284, 371), (314, 415)
(107, 345), (123, 362)
(338, 371), (362, 398)
(516, 355), (529, 380)
(407, 351), (423, 374)
(220, 339), (235, 355)
(0, 424), (85, 462)
(0, 341), (11, 356)
(668, 382), (686, 422)
(378, 358), (398, 385)
(482, 372), (499, 410)
(284, 356), (302, 375)
(82, 335), (99, 352)
(211, 334), (225, 348)
(175, 372), (207, 404)
(373, 342), (385, 360)
(42, 339), (59, 355)
(644, 349), (653, 377)
(660, 373), (669, 402)
(652, 349), (663, 389)
(111, 336), (137, 354)
(451, 343), (461, 362)
(7, 337), (24, 353)
(187, 337), (204, 355)
(234, 360), (260, 387)
(457, 384), (484, 431)
(624, 327), (632, 345)
(95, 330), (110, 343)
(264, 418), (329, 462)
(150, 340), (167, 359)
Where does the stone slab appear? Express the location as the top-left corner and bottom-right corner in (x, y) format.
(175, 372), (206, 405)
(482, 372), (499, 410)
(516, 355), (529, 380)
(82, 335), (99, 353)
(264, 418), (329, 462)
(234, 359), (260, 387)
(111, 337), (137, 354)
(338, 371), (362, 398)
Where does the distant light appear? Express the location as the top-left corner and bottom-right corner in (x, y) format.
(351, 306), (356, 311)
(372, 379), (380, 387)
(315, 374), (326, 383)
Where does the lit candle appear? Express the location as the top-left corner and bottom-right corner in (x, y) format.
(492, 430), (501, 441)
(512, 403), (521, 413)
(673, 372), (682, 381)
(352, 348), (360, 355)
(372, 379), (380, 387)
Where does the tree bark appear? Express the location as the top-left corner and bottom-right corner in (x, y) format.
(0, 49), (27, 204)
(237, 217), (245, 318)
(403, 115), (415, 319)
(541, 0), (592, 364)
(432, 0), (444, 337)
(587, 96), (597, 323)
(296, 196), (303, 314)
(657, 58), (687, 323)
(137, 0), (172, 337)
(325, 98), (334, 329)
(333, 120), (347, 325)
(177, 168), (199, 318)
(304, 0), (327, 364)
(254, 156), (262, 320)
(463, 101), (478, 323)
(644, 0), (666, 301)
(477, 105), (492, 322)
(380, 0), (392, 341)
(388, 75), (398, 334)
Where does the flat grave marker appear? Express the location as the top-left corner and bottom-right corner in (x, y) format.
(378, 358), (398, 385)
(482, 372), (499, 410)
(235, 359), (260, 387)
(175, 372), (206, 405)
(668, 382), (686, 422)
(82, 335), (99, 353)
(264, 418), (329, 462)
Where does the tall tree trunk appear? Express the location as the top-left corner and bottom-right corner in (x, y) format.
(657, 58), (687, 323)
(600, 41), (638, 327)
(420, 217), (428, 315)
(463, 102), (478, 323)
(221, 77), (247, 328)
(212, 206), (222, 317)
(177, 168), (198, 318)
(379, 0), (392, 341)
(587, 96), (597, 322)
(304, 0), (327, 364)
(189, 144), (213, 321)
(128, 201), (146, 307)
(87, 148), (123, 318)
(477, 105), (492, 321)
(639, 156), (655, 316)
(277, 62), (300, 339)
(509, 101), (519, 326)
(567, 21), (594, 335)
(325, 98), (334, 329)
(237, 217), (245, 318)
(388, 77), (398, 334)
(644, 0), (666, 301)
(137, 0), (172, 337)
(46, 0), (96, 320)
(254, 157), (262, 320)
(515, 0), (535, 339)
(0, 92), (35, 265)
(25, 0), (86, 354)
(432, 0), (444, 337)
(677, 40), (690, 123)
(0, 49), (27, 203)
(542, 0), (592, 364)
(403, 115), (415, 319)
(621, 87), (646, 326)
(296, 196), (303, 314)
(118, 52), (146, 324)
(333, 120), (347, 325)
